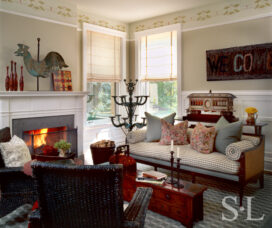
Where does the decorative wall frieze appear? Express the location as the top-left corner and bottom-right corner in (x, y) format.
(0, 0), (127, 32)
(1, 0), (271, 36)
(130, 0), (272, 37)
(0, 0), (77, 26)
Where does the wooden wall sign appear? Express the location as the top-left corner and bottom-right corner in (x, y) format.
(206, 43), (272, 81)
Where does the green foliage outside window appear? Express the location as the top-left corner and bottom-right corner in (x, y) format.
(87, 82), (112, 121)
(149, 81), (177, 116)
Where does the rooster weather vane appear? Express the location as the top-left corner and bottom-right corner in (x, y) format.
(14, 38), (68, 91)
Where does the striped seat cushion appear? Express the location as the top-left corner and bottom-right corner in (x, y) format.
(130, 142), (240, 174)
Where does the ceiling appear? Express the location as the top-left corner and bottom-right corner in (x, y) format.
(72, 0), (224, 23)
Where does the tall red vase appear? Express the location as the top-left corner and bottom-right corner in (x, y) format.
(10, 61), (14, 91)
(5, 66), (10, 91)
(14, 62), (18, 91)
(20, 66), (24, 91)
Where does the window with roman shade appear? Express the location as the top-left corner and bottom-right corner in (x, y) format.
(86, 31), (121, 82)
(140, 30), (177, 81)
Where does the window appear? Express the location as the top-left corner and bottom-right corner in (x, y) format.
(83, 24), (126, 125)
(136, 24), (181, 117)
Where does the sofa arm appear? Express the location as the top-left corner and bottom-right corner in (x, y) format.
(243, 136), (264, 181)
(126, 128), (146, 144)
(225, 140), (255, 161)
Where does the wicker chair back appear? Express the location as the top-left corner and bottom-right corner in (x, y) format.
(31, 162), (124, 228)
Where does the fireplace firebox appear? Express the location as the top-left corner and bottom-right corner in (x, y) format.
(23, 127), (77, 155)
(12, 115), (78, 156)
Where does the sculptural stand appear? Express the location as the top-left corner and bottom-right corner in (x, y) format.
(37, 38), (40, 91)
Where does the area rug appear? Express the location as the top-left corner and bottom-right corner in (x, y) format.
(140, 168), (272, 228)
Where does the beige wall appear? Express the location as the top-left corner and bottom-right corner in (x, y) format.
(129, 16), (272, 91)
(182, 16), (272, 91)
(0, 12), (79, 91)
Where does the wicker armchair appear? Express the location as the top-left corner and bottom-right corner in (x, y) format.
(0, 127), (35, 217)
(29, 162), (152, 228)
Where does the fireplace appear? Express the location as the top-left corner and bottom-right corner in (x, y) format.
(12, 115), (78, 156)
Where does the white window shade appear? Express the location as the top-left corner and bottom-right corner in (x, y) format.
(86, 31), (121, 82)
(140, 31), (177, 81)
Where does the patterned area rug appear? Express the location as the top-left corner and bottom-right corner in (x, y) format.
(137, 165), (272, 228)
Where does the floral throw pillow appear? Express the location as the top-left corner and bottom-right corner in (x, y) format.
(159, 119), (188, 145)
(190, 123), (216, 154)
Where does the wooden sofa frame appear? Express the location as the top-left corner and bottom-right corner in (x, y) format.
(128, 135), (264, 206)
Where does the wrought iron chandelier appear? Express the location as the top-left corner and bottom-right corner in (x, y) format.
(110, 79), (148, 132)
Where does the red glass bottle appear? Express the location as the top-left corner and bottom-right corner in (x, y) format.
(10, 61), (14, 91)
(20, 66), (24, 91)
(5, 66), (10, 91)
(14, 62), (18, 91)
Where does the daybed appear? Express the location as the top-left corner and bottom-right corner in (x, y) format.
(127, 127), (264, 206)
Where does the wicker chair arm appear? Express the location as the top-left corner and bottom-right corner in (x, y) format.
(0, 167), (34, 194)
(123, 187), (153, 228)
(28, 209), (41, 228)
(0, 167), (27, 185)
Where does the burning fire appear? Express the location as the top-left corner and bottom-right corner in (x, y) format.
(34, 128), (48, 148)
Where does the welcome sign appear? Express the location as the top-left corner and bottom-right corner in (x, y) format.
(206, 43), (272, 81)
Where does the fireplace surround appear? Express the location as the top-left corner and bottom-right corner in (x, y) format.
(0, 91), (87, 156)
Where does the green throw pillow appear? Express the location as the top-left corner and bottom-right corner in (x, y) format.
(215, 117), (243, 154)
(145, 112), (176, 142)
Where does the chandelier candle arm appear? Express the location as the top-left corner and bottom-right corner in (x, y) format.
(112, 96), (123, 106)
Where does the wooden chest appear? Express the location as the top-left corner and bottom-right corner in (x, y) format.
(123, 176), (207, 228)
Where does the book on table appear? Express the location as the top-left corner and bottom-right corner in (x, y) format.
(136, 170), (167, 186)
(142, 170), (167, 180)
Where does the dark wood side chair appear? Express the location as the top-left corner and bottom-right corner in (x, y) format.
(29, 162), (152, 228)
(0, 127), (35, 217)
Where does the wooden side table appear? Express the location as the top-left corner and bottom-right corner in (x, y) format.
(243, 122), (268, 136)
(123, 175), (207, 228)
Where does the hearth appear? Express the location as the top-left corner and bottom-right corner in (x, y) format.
(12, 115), (78, 156)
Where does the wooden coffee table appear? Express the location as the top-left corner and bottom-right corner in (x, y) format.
(123, 175), (207, 228)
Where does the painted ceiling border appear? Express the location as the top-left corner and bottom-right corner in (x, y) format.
(1, 0), (272, 35)
(129, 0), (272, 37)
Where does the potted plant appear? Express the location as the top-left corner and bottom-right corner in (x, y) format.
(54, 140), (71, 157)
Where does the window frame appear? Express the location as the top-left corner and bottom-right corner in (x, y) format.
(82, 23), (127, 126)
(134, 24), (182, 117)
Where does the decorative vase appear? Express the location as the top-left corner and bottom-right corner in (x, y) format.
(14, 62), (18, 91)
(10, 61), (14, 91)
(59, 149), (66, 157)
(5, 66), (10, 91)
(246, 113), (257, 125)
(20, 66), (24, 91)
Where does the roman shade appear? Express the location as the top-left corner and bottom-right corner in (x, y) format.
(140, 31), (177, 81)
(86, 31), (121, 82)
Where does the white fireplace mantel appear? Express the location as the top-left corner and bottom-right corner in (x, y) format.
(0, 91), (88, 155)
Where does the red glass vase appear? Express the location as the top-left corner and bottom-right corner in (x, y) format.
(5, 66), (10, 91)
(20, 66), (24, 91)
(10, 61), (14, 91)
(14, 62), (18, 91)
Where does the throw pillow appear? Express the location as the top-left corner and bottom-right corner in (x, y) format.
(0, 135), (31, 167)
(159, 119), (188, 145)
(215, 119), (243, 154)
(145, 112), (176, 142)
(215, 116), (229, 131)
(190, 123), (216, 154)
